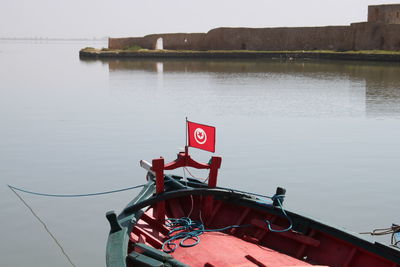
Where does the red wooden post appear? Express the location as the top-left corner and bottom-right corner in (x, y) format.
(150, 152), (222, 224)
(203, 156), (222, 222)
(207, 156), (222, 188)
(152, 158), (165, 221)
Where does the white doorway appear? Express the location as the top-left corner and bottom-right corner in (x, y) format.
(155, 37), (163, 50)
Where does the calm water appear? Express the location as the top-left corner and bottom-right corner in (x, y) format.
(1, 41), (400, 266)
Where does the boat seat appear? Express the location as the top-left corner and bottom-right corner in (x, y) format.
(131, 210), (169, 249)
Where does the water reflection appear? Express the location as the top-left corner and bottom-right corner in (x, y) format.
(101, 58), (400, 118)
(364, 66), (400, 117)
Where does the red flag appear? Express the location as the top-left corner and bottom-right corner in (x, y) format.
(187, 121), (216, 152)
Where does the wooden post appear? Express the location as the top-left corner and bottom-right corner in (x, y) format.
(207, 156), (222, 188)
(152, 158), (165, 221)
(203, 156), (222, 222)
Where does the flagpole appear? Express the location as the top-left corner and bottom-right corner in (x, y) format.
(185, 117), (189, 155)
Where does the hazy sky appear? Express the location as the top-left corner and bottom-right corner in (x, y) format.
(1, 0), (398, 38)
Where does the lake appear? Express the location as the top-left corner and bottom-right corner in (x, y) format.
(0, 40), (399, 266)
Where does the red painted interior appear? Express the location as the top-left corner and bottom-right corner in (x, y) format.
(127, 195), (398, 267)
(128, 152), (399, 266)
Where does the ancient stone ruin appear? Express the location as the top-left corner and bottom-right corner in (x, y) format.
(109, 4), (400, 51)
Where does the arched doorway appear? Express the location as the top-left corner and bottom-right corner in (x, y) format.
(155, 37), (163, 50)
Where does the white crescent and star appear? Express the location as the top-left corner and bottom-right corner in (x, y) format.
(194, 128), (207, 144)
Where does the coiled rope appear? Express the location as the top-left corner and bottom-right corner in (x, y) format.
(162, 217), (251, 253)
(162, 193), (292, 253)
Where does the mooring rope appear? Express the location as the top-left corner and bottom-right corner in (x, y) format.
(8, 186), (77, 267)
(7, 182), (147, 267)
(262, 195), (293, 232)
(360, 225), (400, 248)
(360, 225), (400, 236)
(7, 184), (146, 197)
(215, 185), (276, 201)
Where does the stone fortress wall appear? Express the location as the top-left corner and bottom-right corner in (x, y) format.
(368, 4), (400, 24)
(109, 4), (400, 51)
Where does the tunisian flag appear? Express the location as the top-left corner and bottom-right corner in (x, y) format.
(187, 121), (216, 152)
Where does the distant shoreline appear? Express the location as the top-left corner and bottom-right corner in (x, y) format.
(79, 48), (400, 62)
(0, 37), (107, 41)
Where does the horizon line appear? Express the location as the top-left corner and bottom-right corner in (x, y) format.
(0, 37), (108, 41)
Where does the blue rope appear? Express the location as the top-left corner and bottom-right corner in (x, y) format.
(264, 195), (293, 232)
(162, 194), (292, 253)
(162, 217), (250, 253)
(7, 184), (146, 197)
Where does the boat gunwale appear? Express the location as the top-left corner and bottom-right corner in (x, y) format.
(106, 181), (156, 267)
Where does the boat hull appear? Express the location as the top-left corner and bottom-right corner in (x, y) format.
(106, 175), (400, 267)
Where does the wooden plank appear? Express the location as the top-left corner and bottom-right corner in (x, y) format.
(140, 212), (169, 235)
(296, 229), (317, 259)
(132, 226), (163, 249)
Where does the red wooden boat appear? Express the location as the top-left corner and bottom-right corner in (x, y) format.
(105, 149), (400, 267)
